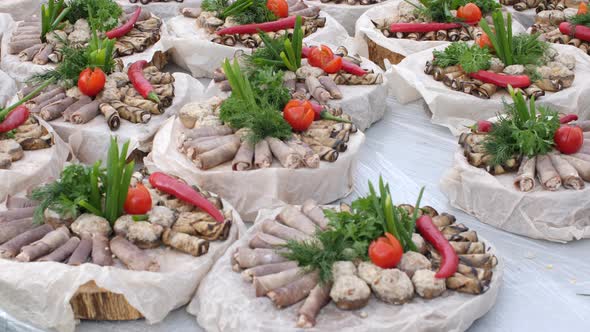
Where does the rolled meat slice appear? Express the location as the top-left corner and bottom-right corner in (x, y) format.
(550, 153), (584, 190)
(301, 199), (329, 229)
(0, 224), (52, 258)
(0, 206), (35, 222)
(92, 233), (114, 266)
(249, 232), (287, 249)
(38, 237), (80, 262)
(254, 139), (272, 168)
(536, 154), (562, 191)
(0, 218), (35, 244)
(110, 236), (160, 272)
(232, 141), (254, 171)
(194, 140), (241, 170)
(40, 97), (75, 121)
(571, 153), (590, 162)
(185, 135), (239, 157)
(318, 76), (342, 99)
(99, 103), (121, 130)
(241, 261), (299, 282)
(30, 87), (65, 106)
(267, 271), (320, 308)
(277, 205), (318, 235)
(62, 96), (92, 121)
(19, 44), (43, 61)
(182, 125), (233, 140)
(513, 156), (536, 192)
(297, 283), (332, 328)
(254, 267), (303, 296)
(234, 247), (288, 269)
(71, 100), (101, 124)
(16, 226), (70, 262)
(67, 234), (92, 265)
(266, 137), (301, 169)
(261, 219), (310, 242)
(286, 140), (320, 168)
(560, 155), (590, 181)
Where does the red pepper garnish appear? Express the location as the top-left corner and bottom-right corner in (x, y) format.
(0, 106), (30, 133)
(302, 47), (367, 76)
(309, 101), (351, 122)
(469, 70), (531, 88)
(128, 60), (160, 103)
(106, 7), (142, 39)
(560, 114), (578, 124)
(416, 215), (459, 279)
(216, 16), (298, 35)
(148, 172), (224, 223)
(559, 22), (590, 43)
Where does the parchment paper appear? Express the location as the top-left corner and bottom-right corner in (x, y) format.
(145, 116), (365, 221)
(441, 148), (590, 242)
(354, 1), (526, 59)
(0, 65), (17, 109)
(188, 206), (503, 332)
(0, 200), (246, 332)
(0, 15), (168, 83)
(117, 0), (201, 20)
(47, 72), (204, 164)
(304, 0), (386, 35)
(163, 11), (350, 78)
(0, 0), (40, 22)
(389, 43), (590, 135)
(0, 117), (70, 203)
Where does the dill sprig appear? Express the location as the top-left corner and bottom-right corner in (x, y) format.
(432, 42), (492, 73)
(569, 12), (590, 27)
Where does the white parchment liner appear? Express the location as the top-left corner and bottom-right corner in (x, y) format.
(188, 206), (503, 332)
(145, 116), (365, 221)
(441, 148), (590, 242)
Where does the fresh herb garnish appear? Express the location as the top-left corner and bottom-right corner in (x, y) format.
(248, 16), (304, 71)
(569, 12), (590, 27)
(405, 0), (457, 23)
(66, 0), (123, 32)
(483, 86), (560, 165)
(284, 177), (426, 283)
(432, 42), (491, 73)
(220, 59), (292, 143)
(41, 0), (70, 42)
(202, 0), (276, 24)
(455, 0), (500, 15)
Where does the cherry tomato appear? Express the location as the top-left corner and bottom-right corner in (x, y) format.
(266, 0), (289, 18)
(78, 67), (106, 97)
(457, 3), (482, 23)
(476, 33), (493, 50)
(308, 45), (335, 69)
(554, 125), (584, 154)
(124, 183), (153, 215)
(322, 56), (343, 74)
(578, 2), (588, 15)
(283, 99), (315, 131)
(368, 232), (403, 269)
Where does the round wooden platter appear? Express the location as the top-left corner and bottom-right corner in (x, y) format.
(367, 38), (406, 69)
(70, 281), (143, 321)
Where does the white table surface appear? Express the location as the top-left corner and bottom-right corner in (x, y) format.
(1, 97), (589, 332)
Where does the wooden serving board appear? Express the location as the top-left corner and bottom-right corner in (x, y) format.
(367, 39), (405, 69)
(70, 281), (144, 321)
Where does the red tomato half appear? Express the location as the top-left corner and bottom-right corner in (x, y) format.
(124, 184), (153, 215)
(457, 3), (482, 23)
(266, 0), (289, 18)
(368, 233), (403, 269)
(283, 102), (315, 131)
(78, 67), (106, 97)
(308, 45), (334, 69)
(322, 56), (343, 74)
(554, 125), (584, 154)
(476, 33), (493, 50)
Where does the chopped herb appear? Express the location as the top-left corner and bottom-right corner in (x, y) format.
(432, 42), (492, 73)
(66, 0), (123, 32)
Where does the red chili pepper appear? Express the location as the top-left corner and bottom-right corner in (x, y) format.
(309, 101), (351, 122)
(416, 215), (458, 279)
(216, 16), (298, 35)
(128, 60), (160, 103)
(148, 172), (225, 223)
(559, 22), (590, 43)
(302, 47), (367, 76)
(560, 114), (578, 124)
(0, 106), (30, 133)
(469, 70), (531, 88)
(389, 22), (475, 33)
(106, 7), (142, 39)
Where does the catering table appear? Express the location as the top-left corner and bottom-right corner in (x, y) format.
(1, 98), (589, 332)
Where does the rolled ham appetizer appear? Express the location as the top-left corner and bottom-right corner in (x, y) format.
(261, 218), (311, 242)
(560, 155), (590, 182)
(234, 247), (289, 269)
(254, 267), (304, 297)
(514, 156), (536, 192)
(267, 271), (320, 308)
(194, 140), (241, 170)
(254, 139), (272, 169)
(241, 261), (299, 282)
(266, 137), (301, 169)
(276, 206), (318, 235)
(301, 199), (329, 229)
(297, 283), (332, 328)
(536, 154), (562, 191)
(232, 141), (254, 171)
(249, 232), (287, 249)
(0, 224), (52, 259)
(550, 153), (584, 190)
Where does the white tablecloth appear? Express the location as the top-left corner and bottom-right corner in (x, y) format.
(1, 97), (589, 331)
